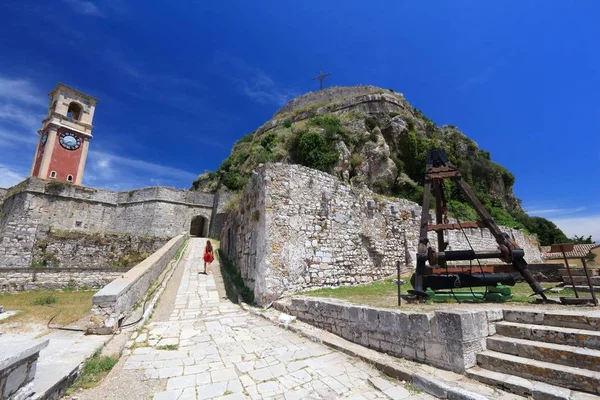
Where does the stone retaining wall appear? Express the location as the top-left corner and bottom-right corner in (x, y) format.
(87, 234), (186, 334)
(221, 164), (543, 306)
(0, 178), (215, 268)
(0, 339), (48, 399)
(276, 296), (500, 373)
(29, 230), (168, 270)
(0, 267), (128, 292)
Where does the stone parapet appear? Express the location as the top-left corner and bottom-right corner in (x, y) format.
(2, 177), (214, 207)
(0, 338), (48, 399)
(87, 234), (186, 334)
(277, 296), (500, 373)
(0, 267), (129, 292)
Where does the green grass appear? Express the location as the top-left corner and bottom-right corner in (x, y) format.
(0, 290), (96, 326)
(32, 295), (57, 305)
(66, 350), (118, 393)
(303, 278), (566, 309)
(174, 236), (190, 260)
(218, 249), (254, 304)
(156, 344), (179, 351)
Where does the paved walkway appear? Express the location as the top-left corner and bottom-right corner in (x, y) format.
(123, 238), (431, 400)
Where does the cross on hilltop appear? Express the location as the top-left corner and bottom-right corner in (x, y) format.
(312, 69), (331, 90)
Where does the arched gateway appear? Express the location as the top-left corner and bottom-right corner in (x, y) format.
(190, 215), (208, 237)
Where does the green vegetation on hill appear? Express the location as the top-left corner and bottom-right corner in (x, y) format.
(191, 88), (569, 245)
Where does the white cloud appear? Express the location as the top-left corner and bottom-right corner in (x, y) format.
(0, 104), (43, 130)
(85, 150), (197, 190)
(553, 215), (600, 242)
(0, 164), (27, 188)
(0, 126), (39, 148)
(217, 56), (298, 106)
(62, 0), (104, 17)
(526, 207), (587, 216)
(0, 77), (47, 107)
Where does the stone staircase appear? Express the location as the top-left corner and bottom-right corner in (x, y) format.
(560, 268), (600, 293)
(467, 309), (600, 399)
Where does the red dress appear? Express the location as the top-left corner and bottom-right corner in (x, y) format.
(204, 250), (214, 263)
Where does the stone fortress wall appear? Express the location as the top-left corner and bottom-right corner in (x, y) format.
(221, 163), (543, 306)
(257, 86), (412, 137)
(0, 177), (225, 269)
(274, 86), (396, 116)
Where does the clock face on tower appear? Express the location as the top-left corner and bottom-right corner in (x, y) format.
(59, 132), (81, 150)
(40, 132), (48, 146)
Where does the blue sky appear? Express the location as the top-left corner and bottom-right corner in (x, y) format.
(0, 1), (598, 240)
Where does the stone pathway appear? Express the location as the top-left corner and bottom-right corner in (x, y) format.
(123, 238), (431, 400)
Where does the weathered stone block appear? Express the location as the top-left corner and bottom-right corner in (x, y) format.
(436, 310), (488, 342)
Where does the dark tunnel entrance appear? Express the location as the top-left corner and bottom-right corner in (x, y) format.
(190, 215), (208, 237)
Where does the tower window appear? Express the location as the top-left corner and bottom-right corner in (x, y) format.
(67, 102), (82, 120)
(67, 174), (73, 182)
(50, 171), (57, 179)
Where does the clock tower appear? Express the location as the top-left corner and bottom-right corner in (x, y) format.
(30, 83), (98, 185)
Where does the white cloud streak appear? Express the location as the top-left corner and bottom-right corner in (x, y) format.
(217, 56), (298, 106)
(553, 215), (600, 242)
(85, 150), (197, 190)
(62, 0), (104, 17)
(526, 207), (587, 216)
(0, 164), (27, 188)
(0, 77), (47, 107)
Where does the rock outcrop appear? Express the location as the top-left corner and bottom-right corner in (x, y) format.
(192, 85), (521, 214)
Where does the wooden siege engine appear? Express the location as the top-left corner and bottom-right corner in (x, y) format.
(409, 148), (547, 301)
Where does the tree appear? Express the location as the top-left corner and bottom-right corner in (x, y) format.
(570, 235), (595, 244)
(513, 214), (568, 246)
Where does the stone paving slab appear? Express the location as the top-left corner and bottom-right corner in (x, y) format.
(33, 329), (110, 399)
(123, 238), (431, 400)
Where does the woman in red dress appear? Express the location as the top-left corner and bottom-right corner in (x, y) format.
(203, 240), (214, 274)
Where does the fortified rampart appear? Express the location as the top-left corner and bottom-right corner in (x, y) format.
(0, 178), (225, 269)
(258, 88), (412, 137)
(274, 86), (396, 116)
(220, 164), (543, 306)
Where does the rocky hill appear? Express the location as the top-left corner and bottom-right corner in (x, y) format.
(192, 86), (568, 245)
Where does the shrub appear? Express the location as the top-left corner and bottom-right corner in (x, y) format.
(33, 295), (57, 305)
(222, 171), (248, 191)
(364, 116), (378, 132)
(307, 115), (344, 139)
(295, 130), (339, 172)
(447, 200), (477, 222)
(349, 154), (364, 170)
(259, 131), (279, 152)
(283, 118), (293, 128)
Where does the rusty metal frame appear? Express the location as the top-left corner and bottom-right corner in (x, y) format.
(409, 148), (547, 300)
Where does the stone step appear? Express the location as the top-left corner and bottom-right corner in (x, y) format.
(476, 350), (600, 395)
(562, 276), (600, 285)
(496, 321), (600, 350)
(503, 309), (600, 331)
(467, 366), (600, 399)
(562, 285), (600, 293)
(559, 268), (599, 277)
(487, 335), (600, 371)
